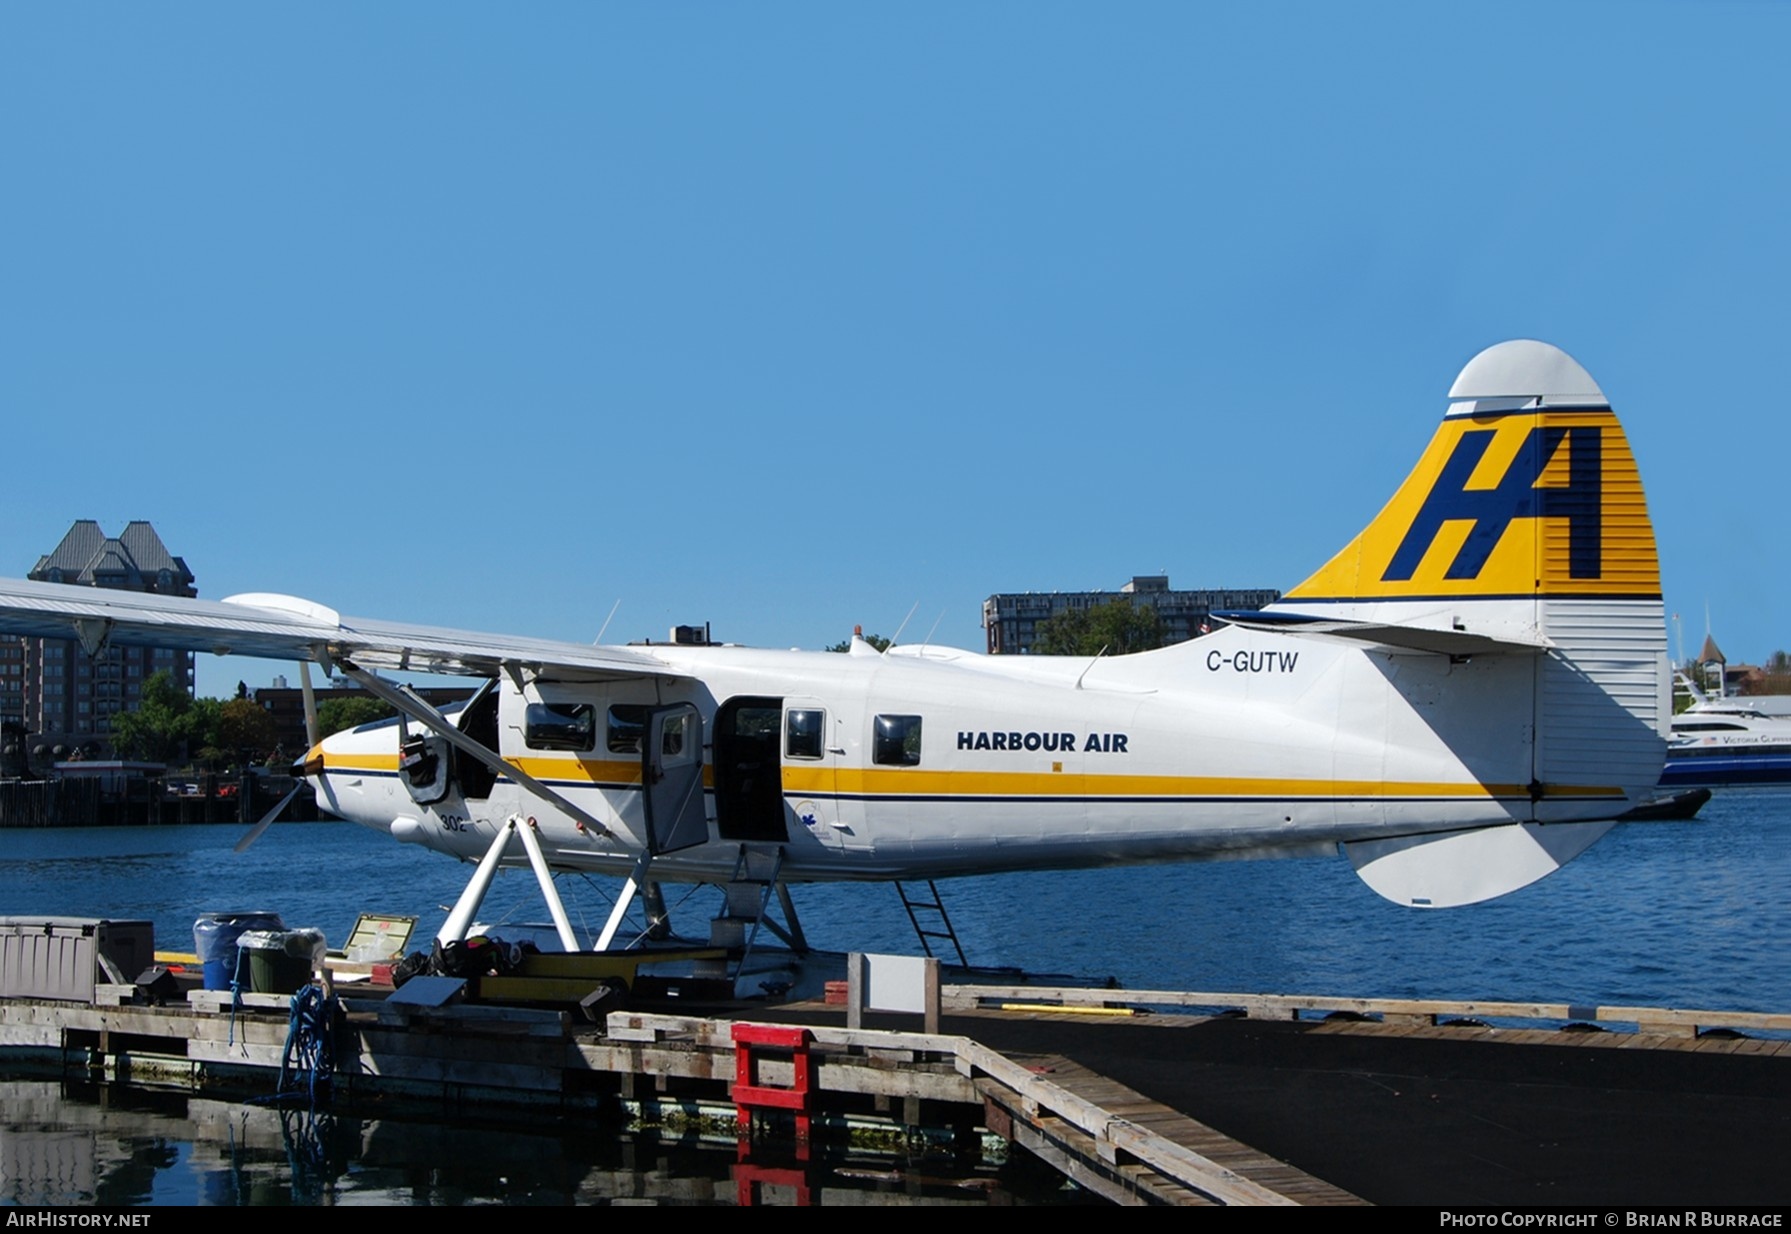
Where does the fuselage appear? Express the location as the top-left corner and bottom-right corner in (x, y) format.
(310, 619), (1652, 884)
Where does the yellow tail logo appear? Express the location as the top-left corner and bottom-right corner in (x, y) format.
(1288, 407), (1659, 602)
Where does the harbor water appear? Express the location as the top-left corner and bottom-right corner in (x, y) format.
(2, 793), (1786, 1203)
(3, 793), (1784, 1010)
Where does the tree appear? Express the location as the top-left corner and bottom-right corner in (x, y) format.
(188, 697), (225, 768)
(825, 633), (892, 653)
(317, 696), (394, 737)
(109, 670), (196, 762)
(218, 697), (277, 761)
(1031, 599), (1164, 657)
(1741, 649), (1791, 696)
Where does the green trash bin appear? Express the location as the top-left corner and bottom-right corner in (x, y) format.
(236, 928), (325, 995)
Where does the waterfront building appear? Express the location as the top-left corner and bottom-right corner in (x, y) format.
(0, 642), (23, 734)
(16, 521), (197, 756)
(1691, 631), (1780, 699)
(981, 575), (1282, 654)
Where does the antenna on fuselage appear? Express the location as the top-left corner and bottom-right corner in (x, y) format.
(594, 598), (622, 645)
(1074, 645), (1110, 690)
(888, 600), (921, 647)
(919, 609), (946, 650)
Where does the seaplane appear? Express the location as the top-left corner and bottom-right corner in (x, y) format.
(0, 341), (1670, 959)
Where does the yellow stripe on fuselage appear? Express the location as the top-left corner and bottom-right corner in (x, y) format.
(785, 766), (1616, 800)
(325, 752), (401, 773)
(315, 753), (1618, 802)
(511, 756), (647, 785)
(319, 752), (652, 785)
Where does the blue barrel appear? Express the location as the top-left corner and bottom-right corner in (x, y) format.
(193, 911), (284, 991)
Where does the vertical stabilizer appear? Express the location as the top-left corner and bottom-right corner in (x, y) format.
(1283, 340), (1658, 607)
(1276, 342), (1668, 879)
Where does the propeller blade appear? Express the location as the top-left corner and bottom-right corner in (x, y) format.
(234, 782), (303, 853)
(299, 661), (320, 749)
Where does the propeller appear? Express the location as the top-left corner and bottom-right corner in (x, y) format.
(234, 781), (304, 853)
(299, 660), (320, 749)
(233, 659), (322, 853)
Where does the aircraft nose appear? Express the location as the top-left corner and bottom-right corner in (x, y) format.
(294, 745), (325, 779)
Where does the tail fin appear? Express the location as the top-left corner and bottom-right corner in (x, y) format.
(1283, 340), (1658, 606)
(1277, 340), (1669, 905)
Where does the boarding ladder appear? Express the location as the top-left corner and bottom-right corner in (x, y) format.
(704, 844), (809, 981)
(895, 880), (968, 967)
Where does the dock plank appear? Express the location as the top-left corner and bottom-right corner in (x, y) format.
(979, 1051), (1362, 1206)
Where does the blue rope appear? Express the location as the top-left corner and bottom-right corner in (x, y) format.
(275, 984), (338, 1112)
(279, 1104), (332, 1201)
(226, 946), (246, 1049)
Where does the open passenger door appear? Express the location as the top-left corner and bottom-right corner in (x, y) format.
(644, 703), (707, 854)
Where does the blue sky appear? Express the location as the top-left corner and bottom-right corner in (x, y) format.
(2, 3), (1785, 698)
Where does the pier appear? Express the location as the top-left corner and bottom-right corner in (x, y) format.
(3, 972), (1786, 1206)
(0, 773), (318, 828)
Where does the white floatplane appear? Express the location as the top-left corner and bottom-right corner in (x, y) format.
(0, 341), (1670, 950)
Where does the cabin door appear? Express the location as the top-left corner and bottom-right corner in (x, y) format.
(643, 703), (707, 853)
(399, 682), (500, 807)
(713, 696), (790, 843)
(454, 684), (501, 803)
(781, 695), (849, 853)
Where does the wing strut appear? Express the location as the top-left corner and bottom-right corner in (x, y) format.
(336, 659), (615, 841)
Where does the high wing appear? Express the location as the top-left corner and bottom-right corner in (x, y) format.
(0, 577), (679, 683)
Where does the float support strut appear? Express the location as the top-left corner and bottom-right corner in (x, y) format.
(437, 814), (580, 951)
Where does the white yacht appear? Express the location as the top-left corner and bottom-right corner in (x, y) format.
(1662, 677), (1791, 788)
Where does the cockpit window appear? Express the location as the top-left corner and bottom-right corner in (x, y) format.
(786, 709), (825, 759)
(873, 714), (923, 766)
(525, 703), (595, 751)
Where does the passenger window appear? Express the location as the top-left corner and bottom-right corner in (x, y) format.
(786, 709), (825, 759)
(525, 703), (595, 752)
(608, 704), (648, 754)
(873, 714), (923, 766)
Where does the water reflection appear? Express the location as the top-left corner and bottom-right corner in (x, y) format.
(0, 1076), (1078, 1206)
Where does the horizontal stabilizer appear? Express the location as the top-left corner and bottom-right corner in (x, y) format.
(1213, 611), (1549, 657)
(1344, 820), (1615, 908)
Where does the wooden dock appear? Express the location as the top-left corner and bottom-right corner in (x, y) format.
(2, 980), (1786, 1206)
